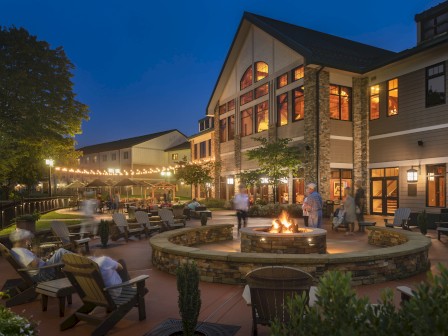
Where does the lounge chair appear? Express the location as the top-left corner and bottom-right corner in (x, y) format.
(60, 254), (149, 336)
(384, 208), (412, 229)
(134, 211), (161, 235)
(0, 243), (64, 307)
(51, 221), (90, 253)
(158, 208), (186, 231)
(245, 266), (315, 336)
(111, 213), (147, 242)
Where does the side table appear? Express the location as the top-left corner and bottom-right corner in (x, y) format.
(36, 278), (75, 317)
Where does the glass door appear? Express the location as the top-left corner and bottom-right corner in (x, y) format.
(370, 168), (399, 215)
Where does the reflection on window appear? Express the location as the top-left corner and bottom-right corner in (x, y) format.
(330, 85), (351, 120)
(102, 155), (107, 162)
(292, 66), (304, 81)
(240, 66), (253, 90)
(241, 107), (253, 137)
(172, 154), (178, 160)
(421, 11), (448, 41)
(293, 86), (304, 121)
(200, 141), (207, 158)
(227, 99), (235, 111)
(111, 153), (116, 161)
(219, 118), (227, 143)
(388, 79), (398, 116)
(277, 73), (288, 88)
(255, 62), (268, 82)
(370, 85), (380, 120)
(255, 83), (269, 99)
(240, 91), (254, 106)
(426, 63), (445, 107)
(330, 169), (352, 200)
(219, 104), (226, 115)
(228, 115), (235, 141)
(256, 101), (269, 133)
(277, 93), (288, 126)
(427, 164), (446, 207)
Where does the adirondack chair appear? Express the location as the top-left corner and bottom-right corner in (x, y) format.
(111, 213), (147, 242)
(245, 266), (314, 336)
(134, 211), (161, 235)
(158, 208), (185, 231)
(60, 254), (149, 336)
(0, 243), (64, 307)
(51, 221), (91, 253)
(384, 208), (412, 229)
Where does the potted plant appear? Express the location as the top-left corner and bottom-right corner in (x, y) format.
(98, 220), (110, 248)
(14, 211), (40, 233)
(172, 203), (186, 219)
(200, 213), (208, 226)
(417, 210), (428, 235)
(177, 261), (201, 336)
(0, 304), (37, 336)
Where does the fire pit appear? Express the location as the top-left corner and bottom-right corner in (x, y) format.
(240, 211), (327, 254)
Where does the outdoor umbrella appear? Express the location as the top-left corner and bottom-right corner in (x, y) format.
(65, 180), (85, 195)
(85, 179), (110, 187)
(114, 178), (139, 200)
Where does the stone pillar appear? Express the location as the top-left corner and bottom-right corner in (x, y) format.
(352, 77), (370, 212)
(318, 71), (330, 201)
(304, 67), (318, 185)
(213, 102), (221, 199)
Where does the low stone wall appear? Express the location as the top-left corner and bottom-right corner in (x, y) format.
(150, 225), (431, 285)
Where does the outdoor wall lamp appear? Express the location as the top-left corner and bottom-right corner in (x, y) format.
(407, 166), (418, 183)
(227, 177), (234, 185)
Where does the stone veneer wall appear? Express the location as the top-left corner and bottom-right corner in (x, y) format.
(213, 102), (221, 198)
(150, 225), (431, 285)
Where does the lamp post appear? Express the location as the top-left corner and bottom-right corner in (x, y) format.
(45, 159), (54, 197)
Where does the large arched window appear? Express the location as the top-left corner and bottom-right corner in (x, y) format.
(255, 62), (269, 82)
(240, 66), (253, 90)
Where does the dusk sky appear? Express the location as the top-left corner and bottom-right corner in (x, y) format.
(1, 0), (443, 148)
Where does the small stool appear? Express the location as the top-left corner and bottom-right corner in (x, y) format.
(36, 278), (75, 317)
(358, 221), (376, 232)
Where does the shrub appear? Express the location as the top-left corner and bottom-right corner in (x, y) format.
(13, 211), (41, 223)
(201, 198), (225, 209)
(417, 210), (428, 235)
(0, 306), (38, 336)
(177, 261), (201, 336)
(286, 204), (303, 218)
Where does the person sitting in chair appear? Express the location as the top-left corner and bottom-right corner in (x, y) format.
(187, 198), (200, 210)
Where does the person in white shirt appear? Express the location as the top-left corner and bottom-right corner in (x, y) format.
(89, 255), (125, 298)
(10, 229), (71, 282)
(234, 184), (250, 230)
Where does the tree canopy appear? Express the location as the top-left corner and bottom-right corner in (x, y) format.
(175, 160), (220, 199)
(0, 27), (89, 190)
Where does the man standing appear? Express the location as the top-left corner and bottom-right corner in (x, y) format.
(234, 184), (249, 230)
(354, 180), (365, 225)
(302, 183), (323, 228)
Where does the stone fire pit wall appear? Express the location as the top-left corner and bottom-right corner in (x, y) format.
(240, 227), (327, 254)
(150, 225), (431, 285)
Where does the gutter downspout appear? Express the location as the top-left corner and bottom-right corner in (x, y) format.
(315, 66), (324, 191)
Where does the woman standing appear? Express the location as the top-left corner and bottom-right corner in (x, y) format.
(343, 187), (356, 235)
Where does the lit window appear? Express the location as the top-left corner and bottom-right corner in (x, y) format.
(256, 101), (269, 133)
(227, 99), (235, 111)
(220, 118), (227, 143)
(240, 66), (253, 90)
(388, 79), (398, 116)
(426, 63), (445, 107)
(219, 104), (226, 115)
(228, 115), (235, 141)
(241, 107), (253, 137)
(426, 164), (446, 207)
(277, 93), (288, 126)
(93, 156), (97, 163)
(172, 153), (178, 160)
(277, 73), (289, 88)
(293, 86), (305, 121)
(370, 85), (380, 120)
(330, 85), (351, 121)
(240, 91), (254, 106)
(292, 66), (304, 81)
(255, 83), (269, 99)
(255, 62), (268, 82)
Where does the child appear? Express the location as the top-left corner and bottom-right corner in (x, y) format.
(332, 205), (346, 229)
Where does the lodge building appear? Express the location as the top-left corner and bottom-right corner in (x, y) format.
(208, 2), (448, 215)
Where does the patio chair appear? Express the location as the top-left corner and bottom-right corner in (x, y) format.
(158, 208), (185, 231)
(51, 221), (91, 253)
(0, 243), (64, 307)
(60, 254), (149, 336)
(384, 208), (412, 230)
(135, 211), (161, 235)
(245, 266), (314, 336)
(111, 213), (147, 242)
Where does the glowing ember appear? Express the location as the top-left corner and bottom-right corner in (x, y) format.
(269, 210), (298, 233)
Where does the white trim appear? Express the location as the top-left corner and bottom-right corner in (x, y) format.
(369, 123), (448, 140)
(330, 163), (354, 169)
(220, 152), (234, 157)
(369, 157), (448, 168)
(241, 145), (260, 153)
(290, 136), (304, 142)
(330, 135), (353, 141)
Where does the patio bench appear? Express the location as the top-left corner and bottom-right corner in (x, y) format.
(358, 221), (376, 232)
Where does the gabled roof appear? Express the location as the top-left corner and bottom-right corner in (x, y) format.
(79, 130), (183, 154)
(164, 141), (191, 152)
(207, 12), (395, 113)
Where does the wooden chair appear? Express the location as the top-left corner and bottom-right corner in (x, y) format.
(60, 254), (149, 336)
(0, 243), (64, 307)
(111, 213), (147, 242)
(158, 208), (185, 231)
(134, 211), (161, 235)
(384, 208), (412, 229)
(51, 221), (91, 253)
(245, 266), (314, 336)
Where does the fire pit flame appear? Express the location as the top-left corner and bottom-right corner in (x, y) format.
(269, 210), (298, 234)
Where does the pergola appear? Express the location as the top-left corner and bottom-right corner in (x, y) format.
(151, 181), (176, 200)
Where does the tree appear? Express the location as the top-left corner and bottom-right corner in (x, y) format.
(0, 27), (89, 195)
(237, 169), (263, 200)
(175, 160), (220, 200)
(246, 137), (301, 203)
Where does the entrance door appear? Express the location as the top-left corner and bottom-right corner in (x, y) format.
(370, 168), (399, 215)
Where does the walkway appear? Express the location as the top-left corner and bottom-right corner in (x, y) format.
(1, 210), (446, 336)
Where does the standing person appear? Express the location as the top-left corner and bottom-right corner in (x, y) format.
(343, 187), (356, 235)
(302, 195), (310, 227)
(234, 184), (249, 230)
(302, 183), (323, 228)
(354, 180), (365, 226)
(113, 190), (120, 213)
